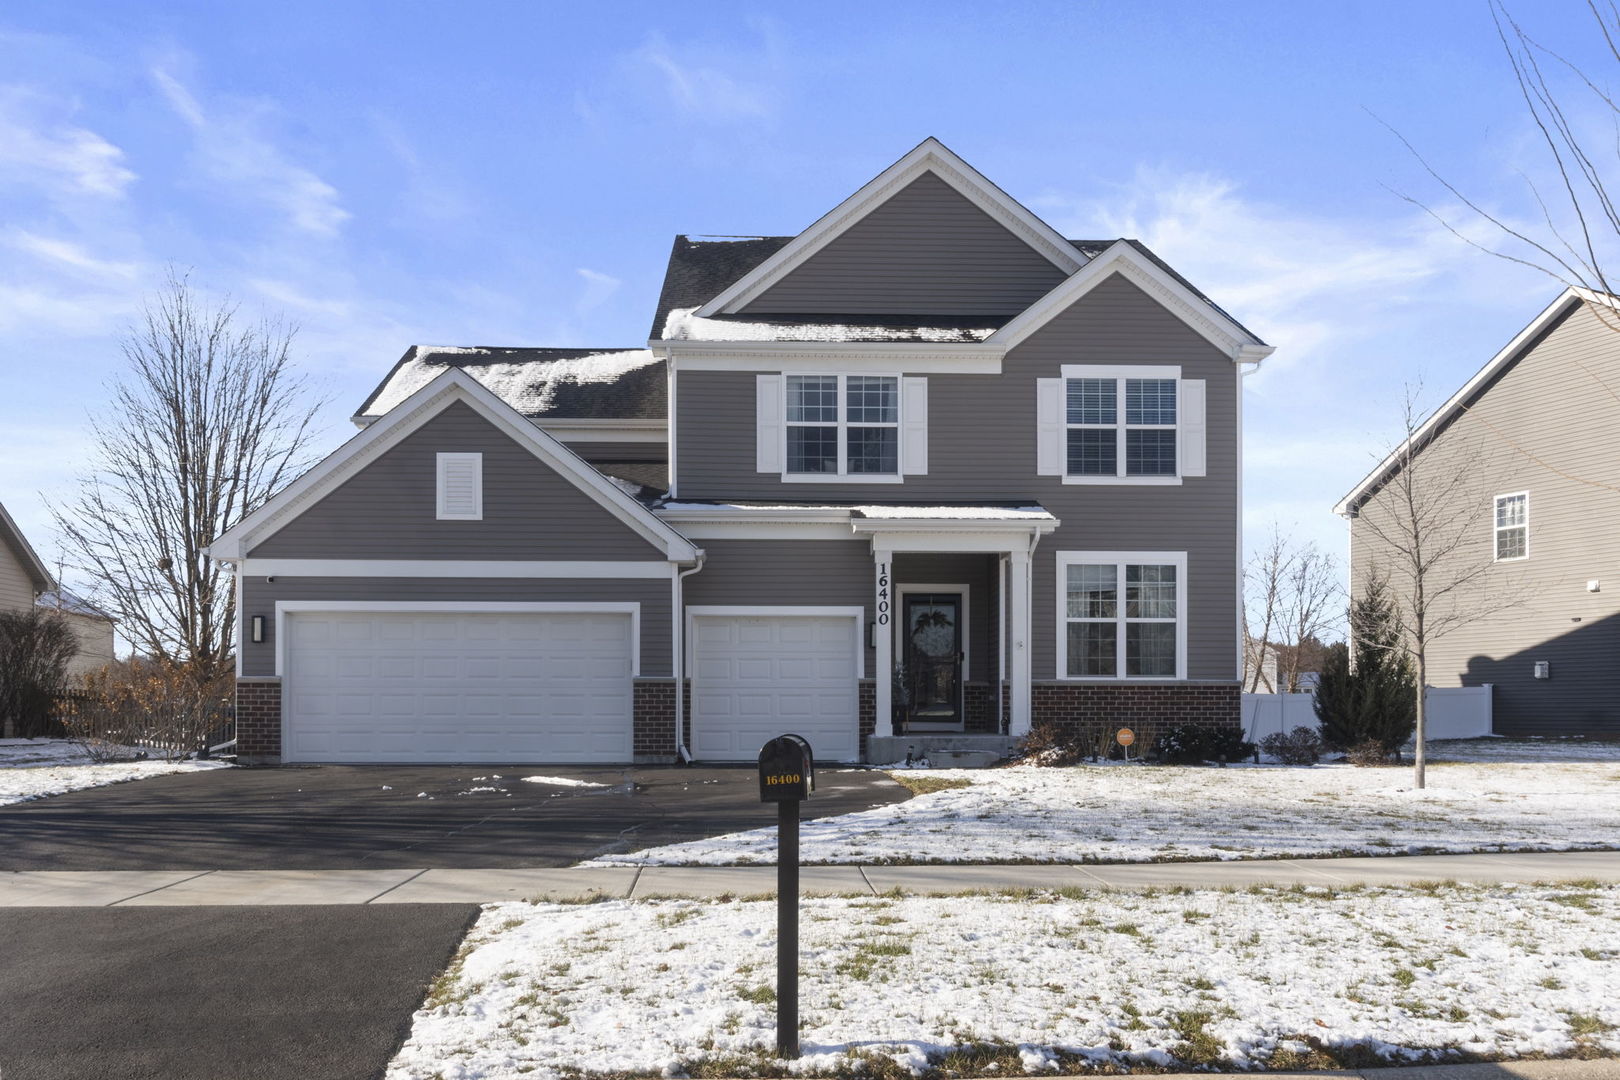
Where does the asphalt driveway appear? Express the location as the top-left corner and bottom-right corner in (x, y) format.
(0, 764), (908, 871)
(0, 904), (476, 1080)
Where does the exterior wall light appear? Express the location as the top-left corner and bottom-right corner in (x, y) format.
(251, 615), (265, 644)
(1533, 660), (1551, 680)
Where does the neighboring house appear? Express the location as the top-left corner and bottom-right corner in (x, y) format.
(1336, 288), (1620, 738)
(208, 138), (1273, 765)
(36, 590), (117, 680)
(0, 500), (52, 613)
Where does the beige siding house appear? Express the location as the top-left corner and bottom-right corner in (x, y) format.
(1337, 290), (1620, 737)
(0, 501), (51, 614)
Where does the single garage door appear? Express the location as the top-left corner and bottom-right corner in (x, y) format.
(691, 614), (859, 762)
(283, 610), (634, 763)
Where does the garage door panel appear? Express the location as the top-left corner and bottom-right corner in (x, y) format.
(692, 615), (859, 762)
(284, 611), (634, 763)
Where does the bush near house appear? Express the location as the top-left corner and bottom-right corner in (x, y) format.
(1260, 726), (1324, 765)
(1155, 723), (1256, 765)
(0, 609), (78, 739)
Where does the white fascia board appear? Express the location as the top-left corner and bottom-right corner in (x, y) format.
(1332, 288), (1582, 517)
(695, 138), (1086, 317)
(540, 422), (668, 444)
(239, 559), (676, 579)
(987, 241), (1271, 359)
(650, 340), (1005, 374)
(668, 521), (855, 540)
(208, 368), (700, 563)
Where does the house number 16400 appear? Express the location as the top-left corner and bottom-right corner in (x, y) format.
(876, 563), (890, 626)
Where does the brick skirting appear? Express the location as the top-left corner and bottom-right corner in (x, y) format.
(235, 677), (282, 764)
(632, 678), (677, 762)
(1030, 681), (1241, 735)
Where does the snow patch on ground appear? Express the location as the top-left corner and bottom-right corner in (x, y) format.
(0, 739), (229, 806)
(385, 884), (1620, 1080)
(588, 759), (1620, 866)
(523, 776), (607, 788)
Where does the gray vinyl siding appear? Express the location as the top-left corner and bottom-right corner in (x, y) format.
(238, 576), (672, 678)
(1350, 299), (1620, 736)
(560, 441), (668, 464)
(677, 272), (1241, 682)
(740, 172), (1067, 317)
(249, 401), (663, 561)
(892, 553), (996, 683)
(0, 543), (34, 613)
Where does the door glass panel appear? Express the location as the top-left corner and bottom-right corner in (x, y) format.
(905, 594), (961, 721)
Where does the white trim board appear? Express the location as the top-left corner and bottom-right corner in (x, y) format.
(1335, 288), (1589, 516)
(240, 560), (678, 579)
(695, 138), (1085, 317)
(207, 368), (700, 563)
(683, 605), (867, 680)
(272, 601), (643, 679)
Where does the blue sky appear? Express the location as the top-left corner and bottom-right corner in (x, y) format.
(0, 0), (1601, 587)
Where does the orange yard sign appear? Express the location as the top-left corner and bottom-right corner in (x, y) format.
(1116, 728), (1136, 747)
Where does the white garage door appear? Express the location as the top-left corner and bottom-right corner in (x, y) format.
(283, 610), (634, 763)
(691, 614), (859, 762)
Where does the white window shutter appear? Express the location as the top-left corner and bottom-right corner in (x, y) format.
(756, 374), (783, 473)
(436, 452), (482, 519)
(1036, 378), (1064, 476)
(901, 376), (928, 475)
(1179, 379), (1207, 477)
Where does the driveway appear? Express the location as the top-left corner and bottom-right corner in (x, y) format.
(0, 904), (476, 1080)
(0, 764), (908, 871)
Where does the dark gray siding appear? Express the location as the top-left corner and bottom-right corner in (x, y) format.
(561, 440), (668, 464)
(239, 576), (672, 678)
(250, 401), (663, 561)
(892, 553), (996, 682)
(740, 172), (1067, 317)
(1350, 300), (1620, 736)
(677, 272), (1241, 681)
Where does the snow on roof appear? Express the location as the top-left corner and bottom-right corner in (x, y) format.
(37, 589), (114, 620)
(853, 505), (1055, 521)
(656, 502), (851, 514)
(658, 307), (997, 344)
(366, 349), (659, 416)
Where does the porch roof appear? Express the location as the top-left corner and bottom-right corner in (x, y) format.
(654, 499), (1058, 550)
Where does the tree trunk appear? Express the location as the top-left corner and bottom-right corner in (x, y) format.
(1413, 650), (1427, 790)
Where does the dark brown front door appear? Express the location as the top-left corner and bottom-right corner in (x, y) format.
(903, 593), (963, 724)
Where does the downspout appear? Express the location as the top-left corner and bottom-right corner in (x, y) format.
(672, 551), (705, 763)
(997, 553), (1008, 734)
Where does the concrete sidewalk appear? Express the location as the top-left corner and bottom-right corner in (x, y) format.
(3, 849), (1617, 906)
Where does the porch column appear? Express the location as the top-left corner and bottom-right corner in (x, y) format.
(873, 548), (894, 739)
(1008, 545), (1032, 736)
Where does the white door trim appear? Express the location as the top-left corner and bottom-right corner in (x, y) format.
(275, 601), (642, 678)
(894, 583), (969, 727)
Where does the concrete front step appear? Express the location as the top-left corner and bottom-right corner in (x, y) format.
(2, 850), (1617, 907)
(865, 733), (1019, 767)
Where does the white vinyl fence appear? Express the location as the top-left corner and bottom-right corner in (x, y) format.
(1242, 684), (1493, 744)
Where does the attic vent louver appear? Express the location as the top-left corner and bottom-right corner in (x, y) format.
(436, 453), (483, 520)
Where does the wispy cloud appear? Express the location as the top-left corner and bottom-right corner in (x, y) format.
(634, 32), (774, 120)
(0, 86), (135, 198)
(152, 66), (350, 236)
(9, 231), (139, 279)
(575, 267), (620, 313)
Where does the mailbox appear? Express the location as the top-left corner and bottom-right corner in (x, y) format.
(758, 734), (815, 803)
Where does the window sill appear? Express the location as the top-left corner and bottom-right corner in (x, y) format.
(781, 473), (904, 484)
(1060, 475), (1182, 486)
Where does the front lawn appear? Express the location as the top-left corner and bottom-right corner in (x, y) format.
(588, 750), (1620, 866)
(0, 738), (230, 806)
(386, 882), (1620, 1080)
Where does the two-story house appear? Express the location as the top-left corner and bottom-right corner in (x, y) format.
(208, 139), (1273, 765)
(1337, 288), (1620, 738)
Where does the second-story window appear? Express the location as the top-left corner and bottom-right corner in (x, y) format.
(786, 374), (898, 476)
(1494, 492), (1528, 561)
(1065, 376), (1177, 478)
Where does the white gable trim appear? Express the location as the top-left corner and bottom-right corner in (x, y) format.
(207, 368), (700, 562)
(696, 138), (1086, 317)
(1334, 288), (1588, 517)
(986, 241), (1273, 360)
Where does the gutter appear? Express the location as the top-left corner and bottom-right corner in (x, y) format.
(671, 552), (706, 763)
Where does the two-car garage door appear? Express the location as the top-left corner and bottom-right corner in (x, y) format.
(282, 610), (633, 763)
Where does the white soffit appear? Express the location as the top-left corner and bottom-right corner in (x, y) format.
(696, 137), (1087, 317)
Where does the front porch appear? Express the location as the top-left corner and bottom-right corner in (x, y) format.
(853, 505), (1059, 755)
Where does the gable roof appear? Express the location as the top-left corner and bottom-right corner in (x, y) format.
(1334, 288), (1592, 517)
(356, 347), (665, 423)
(38, 588), (114, 621)
(694, 138), (1088, 318)
(210, 368), (699, 562)
(0, 500), (52, 594)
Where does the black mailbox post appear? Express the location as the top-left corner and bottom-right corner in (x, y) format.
(758, 734), (813, 1059)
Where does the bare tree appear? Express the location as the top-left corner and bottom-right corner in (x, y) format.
(1242, 527), (1290, 693)
(1276, 544), (1342, 693)
(1244, 527), (1343, 693)
(1351, 387), (1524, 788)
(50, 272), (323, 683)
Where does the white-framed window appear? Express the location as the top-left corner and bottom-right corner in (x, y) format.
(1056, 550), (1188, 679)
(785, 373), (899, 478)
(1036, 366), (1205, 483)
(1493, 492), (1528, 561)
(436, 452), (483, 520)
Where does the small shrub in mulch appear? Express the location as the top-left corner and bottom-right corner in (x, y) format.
(1156, 723), (1256, 765)
(1260, 726), (1324, 766)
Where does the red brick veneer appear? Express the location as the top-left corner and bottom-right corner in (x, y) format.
(632, 678), (677, 761)
(1030, 681), (1240, 734)
(235, 677), (282, 763)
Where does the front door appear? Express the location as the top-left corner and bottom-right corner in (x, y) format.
(902, 593), (963, 726)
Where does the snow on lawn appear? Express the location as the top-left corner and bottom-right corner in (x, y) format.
(386, 883), (1620, 1080)
(0, 739), (229, 807)
(587, 759), (1620, 866)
